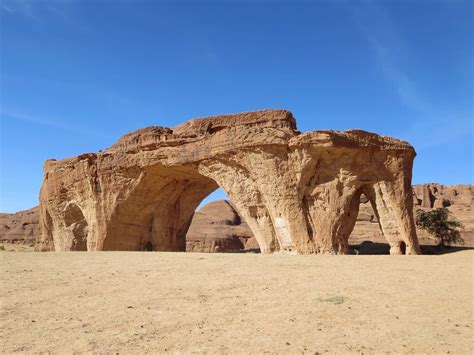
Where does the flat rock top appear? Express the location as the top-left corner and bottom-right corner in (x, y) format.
(172, 109), (296, 135)
(290, 129), (414, 151)
(43, 109), (416, 171)
(108, 109), (297, 153)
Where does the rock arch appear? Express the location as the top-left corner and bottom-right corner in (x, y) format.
(101, 165), (218, 251)
(37, 110), (421, 254)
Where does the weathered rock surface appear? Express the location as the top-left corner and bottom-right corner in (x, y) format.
(37, 109), (421, 254)
(186, 200), (255, 252)
(2, 184), (472, 251)
(0, 201), (256, 252)
(0, 207), (38, 246)
(412, 183), (473, 208)
(351, 184), (474, 248)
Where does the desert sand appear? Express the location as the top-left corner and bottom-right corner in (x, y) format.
(1, 250), (472, 353)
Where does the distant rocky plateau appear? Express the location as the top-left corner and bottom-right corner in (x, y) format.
(0, 207), (38, 246)
(1, 183), (472, 252)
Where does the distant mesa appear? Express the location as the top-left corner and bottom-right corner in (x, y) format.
(186, 200), (257, 253)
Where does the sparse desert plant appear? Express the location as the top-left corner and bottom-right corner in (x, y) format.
(415, 208), (464, 247)
(0, 244), (5, 251)
(317, 295), (346, 305)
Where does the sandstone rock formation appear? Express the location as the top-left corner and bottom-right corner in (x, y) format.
(3, 182), (472, 252)
(6, 183), (470, 252)
(0, 207), (38, 246)
(37, 109), (421, 254)
(412, 184), (473, 208)
(186, 200), (255, 252)
(351, 184), (474, 248)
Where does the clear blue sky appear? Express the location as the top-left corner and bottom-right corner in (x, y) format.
(1, 0), (473, 213)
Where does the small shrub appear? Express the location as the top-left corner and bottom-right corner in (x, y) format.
(317, 295), (346, 305)
(415, 208), (464, 247)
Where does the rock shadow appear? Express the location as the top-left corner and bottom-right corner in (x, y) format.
(351, 241), (473, 255)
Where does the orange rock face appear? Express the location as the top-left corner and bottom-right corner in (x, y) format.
(37, 109), (421, 254)
(0, 207), (38, 246)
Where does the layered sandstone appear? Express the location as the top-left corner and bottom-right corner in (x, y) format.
(0, 207), (38, 246)
(37, 109), (421, 254)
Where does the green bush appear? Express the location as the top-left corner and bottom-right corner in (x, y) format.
(415, 208), (464, 247)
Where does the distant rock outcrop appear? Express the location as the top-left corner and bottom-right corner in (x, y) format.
(412, 184), (473, 208)
(186, 200), (255, 252)
(0, 207), (38, 246)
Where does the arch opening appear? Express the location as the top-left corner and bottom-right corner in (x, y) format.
(348, 190), (406, 255)
(64, 203), (88, 251)
(186, 188), (258, 253)
(101, 166), (258, 253)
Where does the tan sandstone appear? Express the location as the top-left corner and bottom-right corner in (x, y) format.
(36, 109), (420, 254)
(2, 183), (473, 252)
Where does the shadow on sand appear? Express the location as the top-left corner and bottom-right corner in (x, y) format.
(222, 248), (261, 254)
(351, 241), (474, 255)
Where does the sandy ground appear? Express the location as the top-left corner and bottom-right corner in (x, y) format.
(1, 251), (473, 354)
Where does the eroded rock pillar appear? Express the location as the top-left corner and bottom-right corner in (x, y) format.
(198, 144), (319, 254)
(301, 178), (362, 254)
(150, 181), (217, 251)
(366, 181), (421, 255)
(198, 160), (279, 253)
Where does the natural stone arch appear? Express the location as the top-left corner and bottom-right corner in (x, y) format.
(362, 182), (417, 255)
(288, 130), (420, 254)
(323, 185), (412, 255)
(37, 109), (421, 254)
(100, 165), (218, 251)
(197, 157), (282, 253)
(98, 162), (274, 253)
